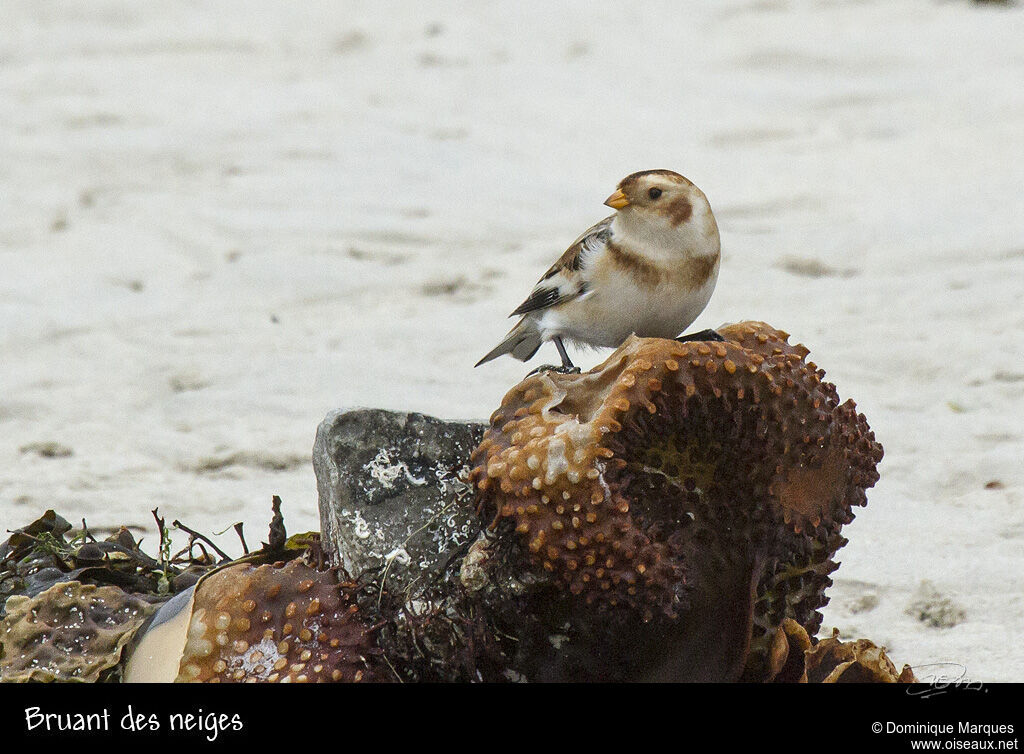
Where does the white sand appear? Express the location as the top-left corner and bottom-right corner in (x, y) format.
(1, 0), (1022, 680)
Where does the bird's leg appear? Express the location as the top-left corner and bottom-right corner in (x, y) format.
(527, 337), (581, 376)
(675, 328), (725, 343)
(554, 337), (579, 371)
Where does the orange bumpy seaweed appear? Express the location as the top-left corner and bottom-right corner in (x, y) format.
(176, 559), (384, 683)
(469, 322), (883, 677)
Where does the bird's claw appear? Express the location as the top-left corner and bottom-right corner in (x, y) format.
(675, 328), (725, 343)
(528, 364), (581, 376)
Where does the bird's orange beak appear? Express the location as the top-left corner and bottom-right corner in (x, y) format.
(603, 189), (630, 209)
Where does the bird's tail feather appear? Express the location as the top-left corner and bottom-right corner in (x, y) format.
(475, 319), (543, 367)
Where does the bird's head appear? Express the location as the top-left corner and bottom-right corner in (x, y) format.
(604, 169), (719, 255)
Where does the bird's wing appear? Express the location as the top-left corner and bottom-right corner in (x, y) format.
(509, 216), (613, 317)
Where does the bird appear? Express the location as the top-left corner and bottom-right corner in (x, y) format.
(475, 169), (723, 372)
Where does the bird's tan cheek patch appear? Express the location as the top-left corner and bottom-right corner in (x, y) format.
(668, 197), (693, 226)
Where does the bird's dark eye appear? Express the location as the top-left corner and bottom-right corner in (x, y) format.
(648, 187), (663, 200)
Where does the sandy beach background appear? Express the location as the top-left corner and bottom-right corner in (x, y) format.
(1, 0), (1022, 680)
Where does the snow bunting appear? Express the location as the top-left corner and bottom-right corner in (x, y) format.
(475, 169), (722, 371)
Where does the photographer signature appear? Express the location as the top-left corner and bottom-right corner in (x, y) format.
(907, 663), (985, 698)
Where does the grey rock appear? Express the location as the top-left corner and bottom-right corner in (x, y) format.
(313, 408), (487, 596)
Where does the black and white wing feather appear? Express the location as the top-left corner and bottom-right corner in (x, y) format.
(508, 216), (612, 317)
(475, 216), (613, 367)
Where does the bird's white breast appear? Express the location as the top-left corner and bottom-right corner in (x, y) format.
(540, 253), (719, 348)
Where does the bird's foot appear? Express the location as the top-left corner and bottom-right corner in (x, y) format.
(527, 364), (581, 376)
(675, 328), (725, 343)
